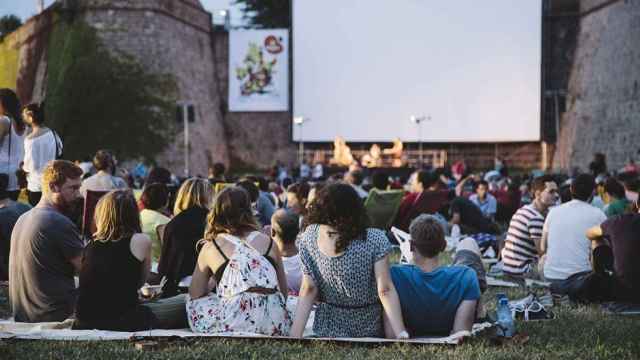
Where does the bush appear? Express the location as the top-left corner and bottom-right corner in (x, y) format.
(45, 18), (177, 163)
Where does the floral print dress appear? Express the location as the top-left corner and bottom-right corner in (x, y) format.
(186, 232), (292, 335)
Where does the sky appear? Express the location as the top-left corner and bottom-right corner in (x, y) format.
(0, 0), (245, 26)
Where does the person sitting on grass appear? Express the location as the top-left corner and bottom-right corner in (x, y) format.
(286, 181), (310, 216)
(9, 160), (84, 322)
(501, 175), (558, 279)
(139, 183), (171, 263)
(469, 180), (497, 220)
(79, 150), (128, 198)
(187, 186), (291, 335)
(74, 190), (157, 331)
(0, 174), (31, 281)
(291, 183), (408, 339)
(157, 178), (212, 297)
(390, 214), (482, 336)
(540, 174), (606, 294)
(604, 178), (630, 218)
(394, 170), (451, 232)
(580, 198), (640, 303)
(270, 209), (302, 294)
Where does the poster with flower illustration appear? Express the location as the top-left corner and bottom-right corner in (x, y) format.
(229, 29), (289, 112)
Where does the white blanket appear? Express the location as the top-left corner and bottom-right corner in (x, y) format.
(0, 321), (492, 345)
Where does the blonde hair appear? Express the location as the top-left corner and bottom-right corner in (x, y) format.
(41, 160), (83, 195)
(202, 186), (258, 243)
(173, 178), (213, 216)
(93, 190), (141, 242)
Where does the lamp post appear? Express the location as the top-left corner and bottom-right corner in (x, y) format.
(218, 9), (231, 30)
(294, 116), (307, 170)
(410, 115), (429, 167)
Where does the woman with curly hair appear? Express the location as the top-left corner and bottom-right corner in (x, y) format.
(186, 186), (291, 335)
(291, 182), (408, 339)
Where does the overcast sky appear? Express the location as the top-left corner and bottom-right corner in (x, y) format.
(1, 0), (245, 25)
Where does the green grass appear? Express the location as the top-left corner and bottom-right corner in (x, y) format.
(1, 250), (640, 359)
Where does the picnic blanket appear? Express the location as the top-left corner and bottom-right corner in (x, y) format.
(602, 302), (640, 315)
(0, 321), (492, 345)
(486, 276), (551, 289)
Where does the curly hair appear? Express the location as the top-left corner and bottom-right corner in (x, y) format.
(203, 186), (259, 243)
(304, 182), (368, 253)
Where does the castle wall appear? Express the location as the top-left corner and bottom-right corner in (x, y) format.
(554, 0), (640, 171)
(79, 0), (230, 174)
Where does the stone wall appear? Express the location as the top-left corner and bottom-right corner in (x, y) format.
(554, 0), (640, 171)
(79, 0), (230, 175)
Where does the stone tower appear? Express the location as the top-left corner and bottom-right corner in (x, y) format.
(78, 0), (230, 175)
(554, 0), (640, 171)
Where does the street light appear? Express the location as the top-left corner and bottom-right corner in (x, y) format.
(294, 116), (307, 170)
(410, 115), (430, 167)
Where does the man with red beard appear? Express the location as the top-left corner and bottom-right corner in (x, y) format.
(9, 160), (85, 322)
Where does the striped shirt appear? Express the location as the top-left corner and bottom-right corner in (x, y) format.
(501, 204), (545, 275)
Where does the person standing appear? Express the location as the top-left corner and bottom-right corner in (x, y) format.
(22, 103), (63, 206)
(0, 89), (26, 200)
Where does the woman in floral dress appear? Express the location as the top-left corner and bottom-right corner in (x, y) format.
(186, 186), (291, 335)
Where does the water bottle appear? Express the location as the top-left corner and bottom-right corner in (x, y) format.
(496, 297), (515, 337)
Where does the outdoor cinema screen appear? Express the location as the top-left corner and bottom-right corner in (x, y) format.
(292, 0), (542, 143)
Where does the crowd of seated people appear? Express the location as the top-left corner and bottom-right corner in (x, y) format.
(2, 132), (640, 340)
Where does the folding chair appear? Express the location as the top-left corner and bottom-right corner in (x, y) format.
(364, 189), (404, 230)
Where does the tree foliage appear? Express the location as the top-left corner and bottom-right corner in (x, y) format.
(234, 0), (290, 28)
(0, 15), (22, 40)
(45, 19), (177, 163)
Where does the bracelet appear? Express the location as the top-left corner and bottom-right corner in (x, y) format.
(397, 330), (410, 339)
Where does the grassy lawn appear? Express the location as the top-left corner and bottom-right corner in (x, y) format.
(1, 251), (639, 359)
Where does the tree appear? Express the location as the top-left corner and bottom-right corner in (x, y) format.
(234, 0), (290, 28)
(0, 15), (22, 40)
(45, 19), (177, 163)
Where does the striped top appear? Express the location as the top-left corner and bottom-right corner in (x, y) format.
(501, 204), (545, 275)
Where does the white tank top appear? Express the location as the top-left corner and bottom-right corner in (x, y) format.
(0, 116), (25, 191)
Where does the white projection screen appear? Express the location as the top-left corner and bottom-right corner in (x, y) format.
(292, 0), (542, 143)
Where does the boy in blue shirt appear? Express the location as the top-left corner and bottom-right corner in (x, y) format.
(390, 214), (484, 336)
